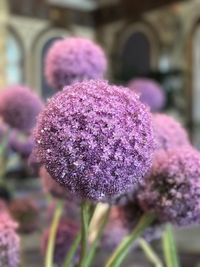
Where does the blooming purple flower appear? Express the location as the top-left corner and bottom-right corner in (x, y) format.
(128, 78), (166, 112)
(139, 147), (200, 226)
(0, 85), (43, 132)
(153, 113), (190, 151)
(41, 219), (79, 266)
(9, 198), (39, 234)
(34, 80), (154, 202)
(39, 166), (67, 199)
(45, 37), (108, 90)
(0, 212), (20, 267)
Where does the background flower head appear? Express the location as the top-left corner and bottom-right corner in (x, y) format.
(153, 113), (190, 151)
(0, 85), (43, 132)
(0, 212), (20, 267)
(139, 147), (200, 226)
(34, 80), (155, 202)
(45, 37), (107, 90)
(128, 78), (166, 112)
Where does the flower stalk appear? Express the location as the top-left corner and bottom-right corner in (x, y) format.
(105, 213), (155, 267)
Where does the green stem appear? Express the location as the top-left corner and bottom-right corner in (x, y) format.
(105, 213), (155, 267)
(63, 203), (95, 267)
(45, 201), (63, 267)
(162, 224), (180, 267)
(79, 201), (90, 267)
(85, 207), (110, 267)
(63, 232), (81, 267)
(139, 238), (163, 267)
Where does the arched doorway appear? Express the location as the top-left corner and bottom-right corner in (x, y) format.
(120, 31), (151, 81)
(115, 23), (158, 83)
(6, 33), (24, 85)
(32, 29), (69, 99)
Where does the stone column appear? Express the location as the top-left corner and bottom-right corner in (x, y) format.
(0, 0), (9, 88)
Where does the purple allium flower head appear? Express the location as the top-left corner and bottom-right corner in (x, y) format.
(41, 219), (79, 266)
(9, 198), (39, 234)
(0, 212), (20, 267)
(45, 37), (107, 90)
(9, 131), (34, 158)
(128, 78), (166, 112)
(0, 85), (44, 132)
(34, 80), (155, 202)
(153, 113), (190, 151)
(39, 166), (67, 199)
(139, 147), (200, 226)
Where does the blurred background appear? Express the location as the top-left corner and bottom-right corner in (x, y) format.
(0, 0), (200, 266)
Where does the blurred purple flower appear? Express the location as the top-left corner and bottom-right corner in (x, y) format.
(0, 212), (20, 267)
(153, 113), (190, 151)
(0, 85), (43, 132)
(139, 147), (200, 226)
(34, 80), (154, 202)
(45, 37), (107, 90)
(128, 78), (166, 112)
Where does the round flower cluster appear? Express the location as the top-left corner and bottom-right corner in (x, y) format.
(139, 147), (200, 226)
(0, 85), (43, 132)
(45, 37), (107, 90)
(34, 80), (155, 202)
(9, 198), (39, 234)
(39, 166), (67, 199)
(0, 212), (20, 267)
(41, 219), (79, 266)
(153, 113), (190, 151)
(128, 78), (166, 112)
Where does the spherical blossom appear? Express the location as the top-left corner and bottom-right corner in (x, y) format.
(9, 131), (34, 158)
(128, 78), (166, 112)
(0, 212), (20, 267)
(39, 166), (67, 199)
(0, 85), (43, 132)
(9, 198), (39, 233)
(139, 147), (200, 226)
(45, 37), (107, 90)
(153, 113), (190, 151)
(34, 80), (155, 202)
(41, 219), (79, 266)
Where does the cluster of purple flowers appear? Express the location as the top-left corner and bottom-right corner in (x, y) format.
(0, 85), (43, 132)
(128, 78), (166, 112)
(0, 212), (20, 267)
(34, 80), (154, 202)
(45, 37), (107, 90)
